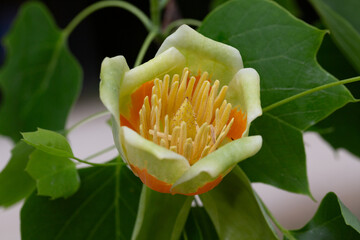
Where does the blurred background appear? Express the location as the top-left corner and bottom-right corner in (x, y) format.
(1, 0), (360, 239)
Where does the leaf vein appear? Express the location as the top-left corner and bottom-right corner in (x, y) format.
(54, 174), (115, 240)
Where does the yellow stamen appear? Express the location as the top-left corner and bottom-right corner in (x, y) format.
(167, 79), (179, 117)
(161, 75), (170, 117)
(185, 76), (196, 99)
(139, 67), (238, 165)
(192, 72), (208, 104)
(178, 121), (187, 154)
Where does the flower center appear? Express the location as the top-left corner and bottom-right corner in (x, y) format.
(138, 67), (236, 165)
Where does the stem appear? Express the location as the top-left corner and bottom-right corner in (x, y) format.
(261, 200), (296, 240)
(65, 110), (110, 135)
(163, 19), (202, 36)
(63, 1), (154, 38)
(72, 156), (118, 167)
(134, 31), (158, 67)
(263, 76), (360, 113)
(84, 145), (117, 161)
(150, 0), (161, 27)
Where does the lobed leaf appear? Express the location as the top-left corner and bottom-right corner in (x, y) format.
(314, 102), (360, 158)
(26, 150), (79, 199)
(309, 0), (360, 73)
(240, 114), (310, 196)
(289, 192), (360, 239)
(0, 141), (35, 207)
(0, 2), (82, 142)
(199, 0), (354, 195)
(22, 128), (74, 158)
(273, 0), (301, 17)
(21, 161), (142, 240)
(316, 34), (358, 80)
(309, 1), (360, 159)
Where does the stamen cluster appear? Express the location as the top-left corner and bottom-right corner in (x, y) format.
(139, 68), (234, 165)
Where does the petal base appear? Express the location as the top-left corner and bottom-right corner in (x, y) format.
(130, 164), (172, 193)
(175, 176), (223, 196)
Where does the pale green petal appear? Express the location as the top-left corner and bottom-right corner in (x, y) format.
(171, 136), (262, 194)
(121, 127), (190, 184)
(100, 56), (129, 122)
(119, 47), (186, 117)
(99, 56), (130, 159)
(226, 68), (262, 136)
(156, 25), (243, 85)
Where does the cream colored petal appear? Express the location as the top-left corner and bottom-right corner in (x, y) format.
(100, 56), (129, 122)
(121, 127), (190, 184)
(156, 25), (243, 85)
(99, 56), (130, 159)
(226, 68), (262, 136)
(119, 47), (186, 117)
(171, 135), (262, 194)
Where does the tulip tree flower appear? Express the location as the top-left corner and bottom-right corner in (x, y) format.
(100, 25), (262, 195)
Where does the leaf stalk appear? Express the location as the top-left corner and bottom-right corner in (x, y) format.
(263, 76), (360, 112)
(63, 1), (153, 38)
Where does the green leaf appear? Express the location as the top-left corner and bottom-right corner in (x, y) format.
(21, 161), (142, 240)
(312, 9), (360, 159)
(0, 2), (82, 142)
(22, 128), (73, 158)
(289, 192), (360, 239)
(181, 207), (219, 240)
(317, 34), (358, 80)
(314, 102), (360, 158)
(132, 185), (193, 240)
(273, 0), (301, 17)
(199, 0), (354, 195)
(200, 166), (278, 240)
(26, 150), (79, 199)
(210, 0), (230, 10)
(0, 141), (35, 207)
(241, 114), (310, 196)
(309, 0), (360, 73)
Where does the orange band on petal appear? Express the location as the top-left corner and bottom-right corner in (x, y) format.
(173, 176), (223, 196)
(120, 80), (154, 132)
(130, 164), (172, 193)
(120, 115), (136, 131)
(193, 176), (223, 195)
(227, 109), (247, 140)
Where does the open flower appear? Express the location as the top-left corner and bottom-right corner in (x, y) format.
(100, 25), (262, 195)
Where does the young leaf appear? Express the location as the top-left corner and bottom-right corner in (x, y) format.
(200, 166), (278, 240)
(309, 0), (360, 73)
(21, 161), (142, 240)
(289, 192), (360, 239)
(26, 150), (79, 199)
(0, 2), (82, 142)
(199, 0), (354, 195)
(0, 141), (35, 207)
(181, 207), (219, 240)
(132, 186), (193, 240)
(22, 128), (73, 158)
